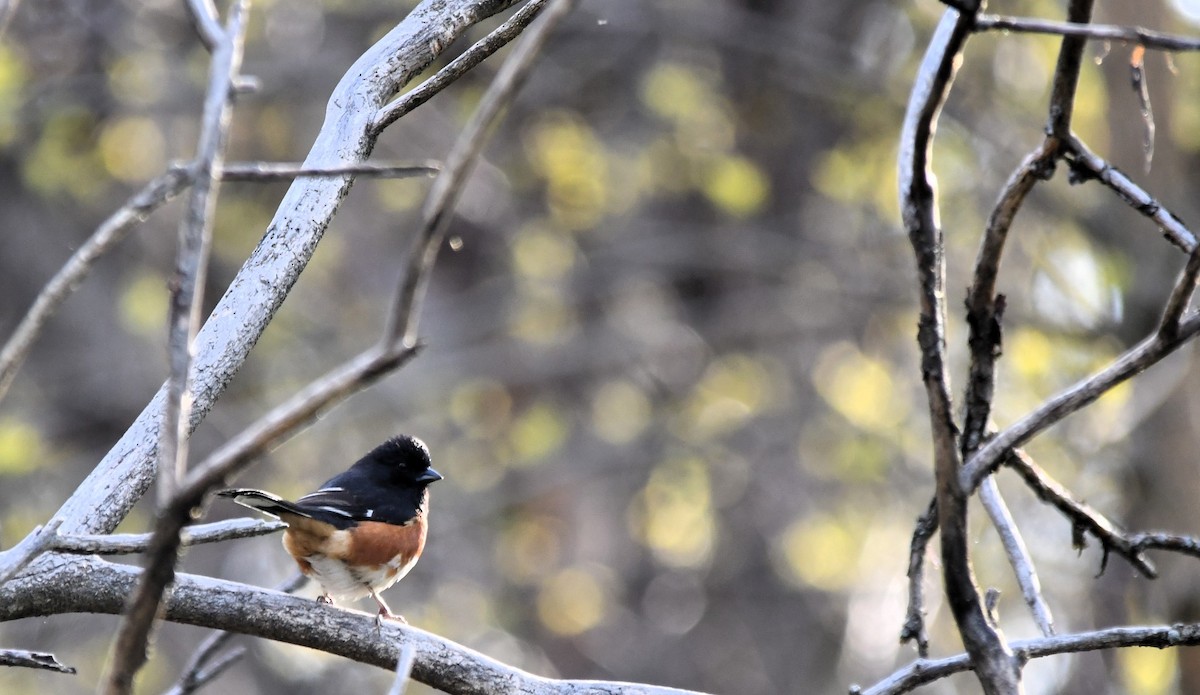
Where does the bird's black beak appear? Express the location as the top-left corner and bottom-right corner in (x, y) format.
(417, 467), (444, 484)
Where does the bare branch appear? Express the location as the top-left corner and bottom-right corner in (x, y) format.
(978, 478), (1055, 636)
(158, 0), (248, 509)
(1064, 135), (1198, 253)
(0, 517), (63, 586)
(0, 168), (193, 403)
(184, 0), (224, 52)
(1131, 532), (1200, 559)
(859, 623), (1200, 695)
(898, 6), (1021, 690)
(0, 648), (76, 674)
(975, 14), (1200, 53)
(218, 161), (440, 181)
(374, 0), (555, 133)
(0, 556), (714, 695)
(1158, 245), (1200, 340)
(1045, 0), (1095, 140)
(962, 142), (1056, 455)
(48, 0), (525, 540)
(1004, 449), (1156, 577)
(162, 646), (245, 695)
(51, 518), (285, 556)
(110, 2), (250, 690)
(385, 0), (579, 348)
(900, 498), (936, 657)
(163, 574), (305, 695)
(961, 313), (1200, 493)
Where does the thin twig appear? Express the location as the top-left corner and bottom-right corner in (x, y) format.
(961, 312), (1200, 494)
(162, 574), (305, 695)
(1045, 0), (1096, 140)
(0, 517), (63, 586)
(184, 0), (223, 52)
(1063, 136), (1198, 252)
(385, 0), (579, 348)
(0, 157), (434, 403)
(107, 4), (250, 693)
(387, 644), (418, 695)
(218, 161), (441, 181)
(0, 648), (77, 674)
(1158, 244), (1200, 340)
(0, 168), (193, 403)
(165, 647), (245, 695)
(373, 0), (555, 133)
(1131, 532), (1200, 559)
(1004, 448), (1155, 577)
(975, 14), (1200, 53)
(858, 622), (1200, 695)
(900, 498), (936, 657)
(978, 478), (1055, 637)
(158, 0), (249, 507)
(52, 518), (285, 555)
(961, 142), (1056, 455)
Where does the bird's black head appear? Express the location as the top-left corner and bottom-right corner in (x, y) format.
(358, 435), (443, 486)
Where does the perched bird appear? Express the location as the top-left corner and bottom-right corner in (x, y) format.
(217, 435), (442, 624)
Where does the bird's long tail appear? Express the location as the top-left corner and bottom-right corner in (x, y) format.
(216, 488), (311, 520)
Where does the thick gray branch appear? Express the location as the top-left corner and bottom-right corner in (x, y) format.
(0, 555), (711, 695)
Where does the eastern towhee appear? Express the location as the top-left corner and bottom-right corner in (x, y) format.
(217, 435), (442, 624)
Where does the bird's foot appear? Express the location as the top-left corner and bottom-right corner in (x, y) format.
(316, 594), (334, 605)
(374, 607), (407, 631)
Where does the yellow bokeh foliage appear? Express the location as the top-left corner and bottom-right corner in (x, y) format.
(628, 456), (715, 568)
(812, 341), (906, 433)
(537, 565), (609, 636)
(0, 418), (44, 476)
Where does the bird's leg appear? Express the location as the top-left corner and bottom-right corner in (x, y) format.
(316, 593), (334, 605)
(369, 589), (406, 629)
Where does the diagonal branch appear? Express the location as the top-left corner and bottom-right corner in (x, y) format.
(102, 2), (576, 692)
(1063, 135), (1197, 252)
(978, 478), (1055, 636)
(961, 312), (1200, 494)
(384, 0), (579, 347)
(0, 168), (193, 404)
(162, 574), (306, 695)
(158, 0), (248, 508)
(0, 517), (63, 586)
(47, 0), (526, 540)
(107, 3), (250, 690)
(373, 0), (555, 133)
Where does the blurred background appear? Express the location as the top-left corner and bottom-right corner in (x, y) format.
(4, 0), (1200, 693)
